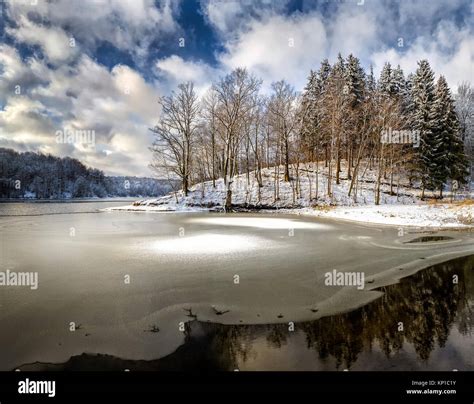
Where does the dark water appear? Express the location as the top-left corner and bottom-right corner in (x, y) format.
(0, 199), (136, 216)
(19, 255), (474, 371)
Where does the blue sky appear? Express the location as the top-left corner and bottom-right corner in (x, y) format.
(0, 0), (472, 176)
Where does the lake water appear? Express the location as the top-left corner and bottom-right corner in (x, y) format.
(0, 201), (473, 371)
(0, 199), (136, 216)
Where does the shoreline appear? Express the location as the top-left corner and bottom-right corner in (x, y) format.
(107, 202), (474, 229)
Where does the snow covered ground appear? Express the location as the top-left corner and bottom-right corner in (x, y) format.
(292, 203), (473, 228)
(109, 162), (473, 228)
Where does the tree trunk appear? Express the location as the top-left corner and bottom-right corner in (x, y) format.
(182, 176), (189, 197)
(211, 130), (216, 188)
(336, 137), (341, 185)
(347, 145), (352, 180)
(225, 189), (232, 210)
(284, 137), (290, 182)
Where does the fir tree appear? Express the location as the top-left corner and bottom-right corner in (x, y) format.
(316, 58), (331, 94)
(344, 54), (365, 107)
(333, 53), (346, 85)
(301, 70), (319, 146)
(455, 83), (474, 183)
(431, 77), (451, 194)
(402, 73), (414, 118)
(378, 62), (394, 96)
(300, 59), (333, 155)
(392, 65), (406, 97)
(432, 76), (469, 196)
(367, 65), (376, 95)
(411, 60), (437, 197)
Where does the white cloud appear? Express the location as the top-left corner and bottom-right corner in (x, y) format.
(0, 44), (46, 102)
(327, 8), (378, 62)
(155, 55), (219, 95)
(218, 13), (327, 91)
(371, 25), (474, 90)
(6, 16), (77, 64)
(201, 0), (290, 38)
(0, 52), (160, 176)
(1, 0), (473, 178)
(0, 96), (56, 141)
(5, 0), (180, 61)
(204, 0), (244, 34)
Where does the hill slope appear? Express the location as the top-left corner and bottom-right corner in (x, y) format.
(112, 161), (473, 228)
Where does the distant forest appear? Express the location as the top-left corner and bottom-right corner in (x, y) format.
(0, 148), (175, 199)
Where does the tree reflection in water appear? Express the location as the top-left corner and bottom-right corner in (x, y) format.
(19, 255), (473, 371)
(182, 255), (473, 370)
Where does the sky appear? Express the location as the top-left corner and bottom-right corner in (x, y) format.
(0, 0), (472, 177)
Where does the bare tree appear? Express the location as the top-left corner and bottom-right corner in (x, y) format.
(267, 80), (299, 183)
(201, 89), (220, 188)
(318, 62), (350, 198)
(150, 82), (199, 196)
(211, 68), (261, 210)
(455, 82), (474, 184)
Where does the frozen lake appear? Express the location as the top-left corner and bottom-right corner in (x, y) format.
(0, 201), (473, 370)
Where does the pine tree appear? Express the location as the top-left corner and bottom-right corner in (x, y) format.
(303, 70), (318, 105)
(411, 60), (437, 198)
(431, 76), (451, 195)
(345, 54), (365, 107)
(392, 65), (406, 97)
(316, 59), (331, 94)
(333, 53), (346, 85)
(449, 120), (469, 188)
(432, 76), (469, 196)
(367, 65), (376, 95)
(378, 62), (394, 96)
(301, 70), (319, 148)
(455, 83), (474, 183)
(300, 59), (333, 158)
(402, 73), (414, 118)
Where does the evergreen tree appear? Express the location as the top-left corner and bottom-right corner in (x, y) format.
(300, 59), (333, 163)
(392, 65), (406, 97)
(378, 62), (394, 96)
(344, 54), (365, 107)
(402, 73), (414, 118)
(432, 76), (469, 196)
(301, 70), (319, 148)
(431, 77), (451, 194)
(455, 83), (474, 183)
(316, 59), (331, 94)
(411, 60), (437, 197)
(366, 65), (376, 95)
(334, 53), (346, 80)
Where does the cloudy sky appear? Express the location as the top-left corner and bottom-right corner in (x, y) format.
(0, 0), (472, 177)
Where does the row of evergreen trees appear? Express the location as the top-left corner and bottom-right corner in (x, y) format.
(413, 62), (467, 196)
(301, 55), (469, 198)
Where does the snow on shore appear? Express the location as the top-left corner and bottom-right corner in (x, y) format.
(293, 203), (473, 228)
(109, 162), (473, 228)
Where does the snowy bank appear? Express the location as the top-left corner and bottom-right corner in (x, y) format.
(108, 162), (473, 228)
(293, 203), (473, 228)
